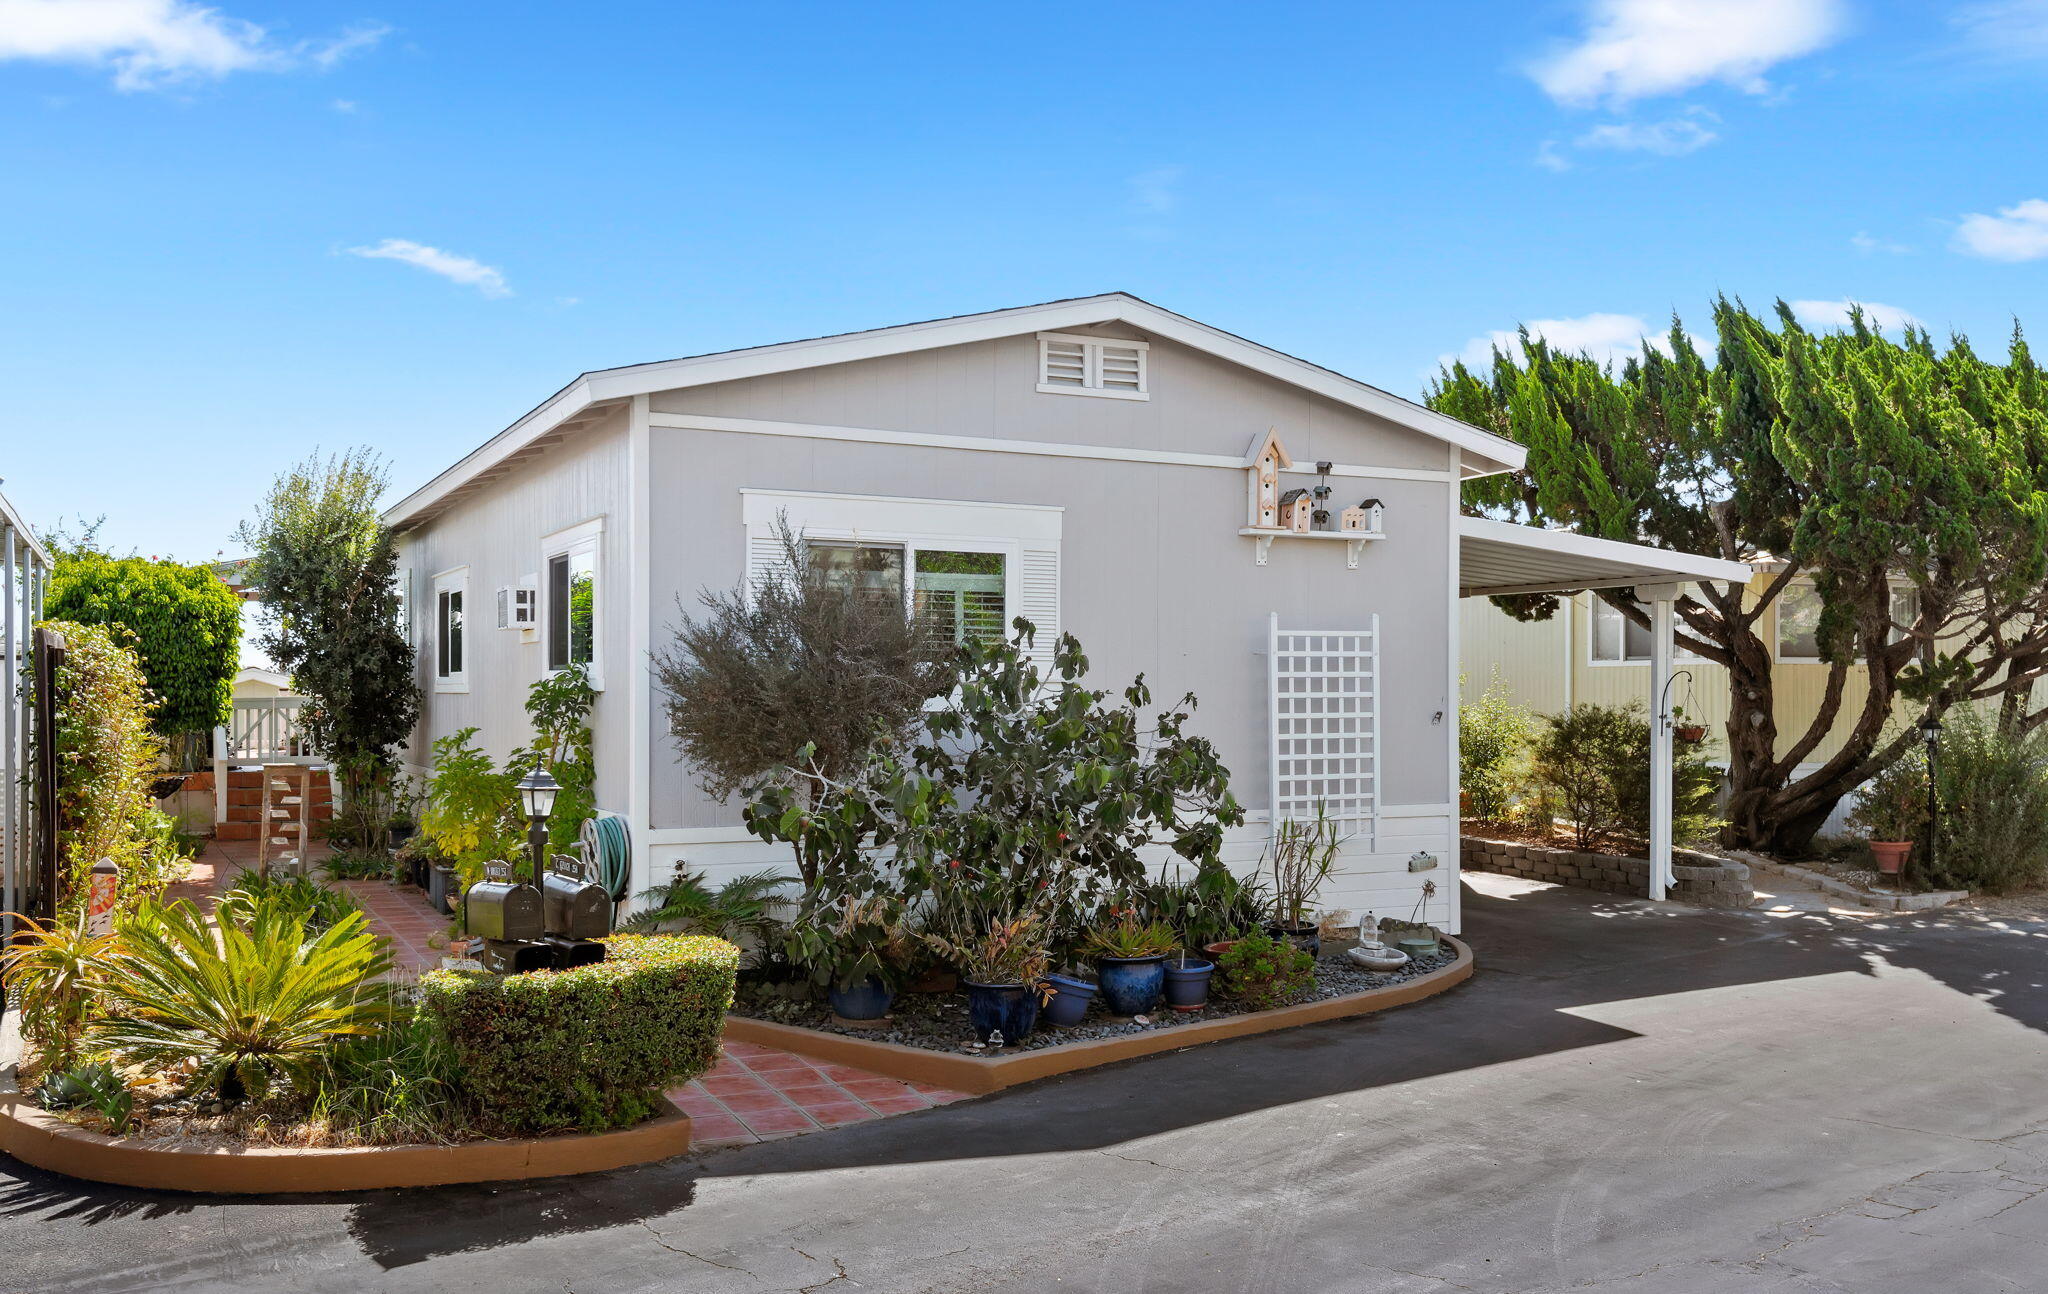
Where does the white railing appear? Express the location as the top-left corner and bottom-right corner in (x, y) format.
(212, 697), (323, 824)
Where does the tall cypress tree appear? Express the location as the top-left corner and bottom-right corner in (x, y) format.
(1432, 300), (2048, 853)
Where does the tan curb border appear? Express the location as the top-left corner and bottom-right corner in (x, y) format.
(726, 936), (1473, 1094)
(0, 1095), (691, 1194)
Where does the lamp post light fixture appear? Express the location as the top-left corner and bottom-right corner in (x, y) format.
(1918, 712), (1942, 889)
(515, 767), (560, 889)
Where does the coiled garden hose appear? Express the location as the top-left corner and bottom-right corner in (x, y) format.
(580, 811), (633, 903)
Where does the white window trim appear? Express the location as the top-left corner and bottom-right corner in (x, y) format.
(1036, 331), (1150, 401)
(432, 565), (469, 694)
(1586, 591), (1704, 667)
(541, 515), (605, 690)
(1774, 579), (1919, 665)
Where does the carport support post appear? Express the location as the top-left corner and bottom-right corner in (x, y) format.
(1639, 583), (1683, 902)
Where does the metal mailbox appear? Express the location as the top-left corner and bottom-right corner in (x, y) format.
(542, 853), (612, 940)
(464, 859), (544, 943)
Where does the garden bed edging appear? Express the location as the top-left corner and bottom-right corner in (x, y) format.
(724, 936), (1473, 1094)
(0, 1094), (691, 1194)
(1461, 834), (1752, 909)
(1726, 850), (1967, 912)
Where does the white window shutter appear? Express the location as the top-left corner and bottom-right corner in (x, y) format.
(1018, 544), (1060, 674)
(1040, 339), (1087, 387)
(1097, 344), (1144, 392)
(747, 528), (792, 602)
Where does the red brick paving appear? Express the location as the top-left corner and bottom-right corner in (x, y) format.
(667, 1042), (973, 1151)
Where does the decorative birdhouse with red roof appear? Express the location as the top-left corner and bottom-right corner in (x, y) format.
(1245, 428), (1293, 529)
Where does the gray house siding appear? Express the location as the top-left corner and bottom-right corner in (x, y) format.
(396, 408), (633, 815)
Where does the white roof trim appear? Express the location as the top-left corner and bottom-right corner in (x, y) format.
(385, 294), (1526, 529)
(1459, 516), (1751, 598)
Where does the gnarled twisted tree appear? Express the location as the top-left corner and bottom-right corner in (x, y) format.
(1432, 300), (2048, 853)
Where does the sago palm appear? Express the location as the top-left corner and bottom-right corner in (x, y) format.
(90, 899), (393, 1101)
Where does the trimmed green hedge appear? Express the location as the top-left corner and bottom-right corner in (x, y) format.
(417, 934), (738, 1135)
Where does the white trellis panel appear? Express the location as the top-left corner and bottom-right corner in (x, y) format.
(1267, 613), (1380, 848)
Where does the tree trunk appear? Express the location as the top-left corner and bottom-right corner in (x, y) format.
(1719, 626), (1782, 848)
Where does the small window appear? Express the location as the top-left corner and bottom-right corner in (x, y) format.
(433, 568), (468, 692)
(1590, 594), (1702, 664)
(914, 550), (1006, 645)
(1037, 332), (1149, 400)
(808, 542), (905, 606)
(543, 519), (603, 686)
(1778, 582), (1918, 662)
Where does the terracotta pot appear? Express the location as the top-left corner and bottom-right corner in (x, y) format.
(1202, 939), (1241, 966)
(1674, 724), (1708, 745)
(1868, 840), (1913, 874)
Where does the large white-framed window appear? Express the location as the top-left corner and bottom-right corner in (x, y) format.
(432, 566), (468, 693)
(1588, 591), (1704, 665)
(1776, 581), (1921, 663)
(741, 489), (1062, 666)
(542, 516), (604, 689)
(1036, 332), (1149, 401)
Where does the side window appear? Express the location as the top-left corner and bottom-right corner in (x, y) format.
(543, 520), (603, 686)
(433, 567), (468, 691)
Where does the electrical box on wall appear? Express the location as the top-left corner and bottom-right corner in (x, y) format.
(496, 586), (537, 629)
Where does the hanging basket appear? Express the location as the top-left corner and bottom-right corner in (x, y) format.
(1674, 724), (1708, 746)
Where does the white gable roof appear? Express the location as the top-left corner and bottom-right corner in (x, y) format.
(385, 293), (1525, 528)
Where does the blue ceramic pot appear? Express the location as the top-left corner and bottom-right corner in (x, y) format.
(1162, 959), (1214, 1012)
(1040, 973), (1098, 1027)
(827, 975), (894, 1022)
(964, 981), (1040, 1044)
(1094, 955), (1168, 1016)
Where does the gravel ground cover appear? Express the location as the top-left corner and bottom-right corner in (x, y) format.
(732, 945), (1461, 1055)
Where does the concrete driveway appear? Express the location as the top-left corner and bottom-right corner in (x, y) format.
(5, 875), (2047, 1294)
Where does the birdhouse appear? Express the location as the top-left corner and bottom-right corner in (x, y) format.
(1341, 498), (1384, 534)
(1278, 488), (1314, 533)
(1244, 428), (1293, 528)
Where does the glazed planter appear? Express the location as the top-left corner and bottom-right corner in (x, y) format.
(1265, 923), (1322, 960)
(1094, 954), (1168, 1017)
(1040, 973), (1098, 1027)
(964, 981), (1040, 1045)
(1162, 959), (1215, 1012)
(1394, 934), (1439, 963)
(827, 976), (894, 1024)
(1869, 840), (1913, 875)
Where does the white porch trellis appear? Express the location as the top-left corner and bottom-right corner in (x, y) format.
(1267, 613), (1380, 849)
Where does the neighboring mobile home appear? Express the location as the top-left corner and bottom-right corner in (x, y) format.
(386, 295), (1744, 932)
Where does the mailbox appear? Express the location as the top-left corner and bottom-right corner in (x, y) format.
(465, 860), (544, 943)
(479, 937), (557, 974)
(542, 853), (612, 940)
(542, 935), (607, 969)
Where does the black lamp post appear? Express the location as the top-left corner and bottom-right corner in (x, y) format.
(515, 767), (559, 889)
(1917, 712), (1942, 889)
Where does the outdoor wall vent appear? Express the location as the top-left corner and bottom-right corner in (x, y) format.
(496, 586), (537, 629)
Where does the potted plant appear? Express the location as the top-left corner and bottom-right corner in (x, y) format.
(1039, 970), (1099, 1026)
(923, 910), (1054, 1045)
(1265, 807), (1344, 957)
(1161, 950), (1214, 1012)
(1084, 907), (1177, 1016)
(1672, 707), (1708, 746)
(1215, 928), (1316, 1011)
(788, 895), (912, 1026)
(1847, 755), (1930, 878)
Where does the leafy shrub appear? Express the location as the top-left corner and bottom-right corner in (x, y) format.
(42, 619), (183, 911)
(1137, 862), (1269, 952)
(1846, 749), (1929, 843)
(36, 1059), (134, 1134)
(323, 851), (397, 881)
(420, 726), (520, 884)
(0, 910), (117, 1068)
(90, 898), (393, 1101)
(417, 934), (738, 1135)
(623, 866), (791, 948)
(1927, 712), (2048, 893)
(509, 665), (598, 851)
(45, 553), (241, 756)
(1216, 929), (1315, 1011)
(1460, 672), (1534, 825)
(1533, 702), (1722, 849)
(216, 871), (364, 935)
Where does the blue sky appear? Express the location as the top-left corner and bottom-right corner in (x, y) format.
(4, 0), (2047, 561)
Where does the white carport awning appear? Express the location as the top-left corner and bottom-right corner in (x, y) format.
(1459, 515), (1752, 598)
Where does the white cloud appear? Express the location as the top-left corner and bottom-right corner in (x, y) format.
(1851, 231), (1911, 255)
(1127, 165), (1183, 216)
(0, 1), (386, 91)
(1531, 0), (1847, 107)
(1534, 140), (1572, 172)
(330, 97), (357, 113)
(1789, 299), (1923, 333)
(1441, 313), (1663, 374)
(1953, 1), (2048, 62)
(1574, 111), (1719, 155)
(1954, 198), (2048, 261)
(346, 240), (512, 298)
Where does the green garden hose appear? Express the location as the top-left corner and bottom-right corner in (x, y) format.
(580, 812), (633, 902)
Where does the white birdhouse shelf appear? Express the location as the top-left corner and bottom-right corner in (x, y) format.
(1240, 429), (1385, 567)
